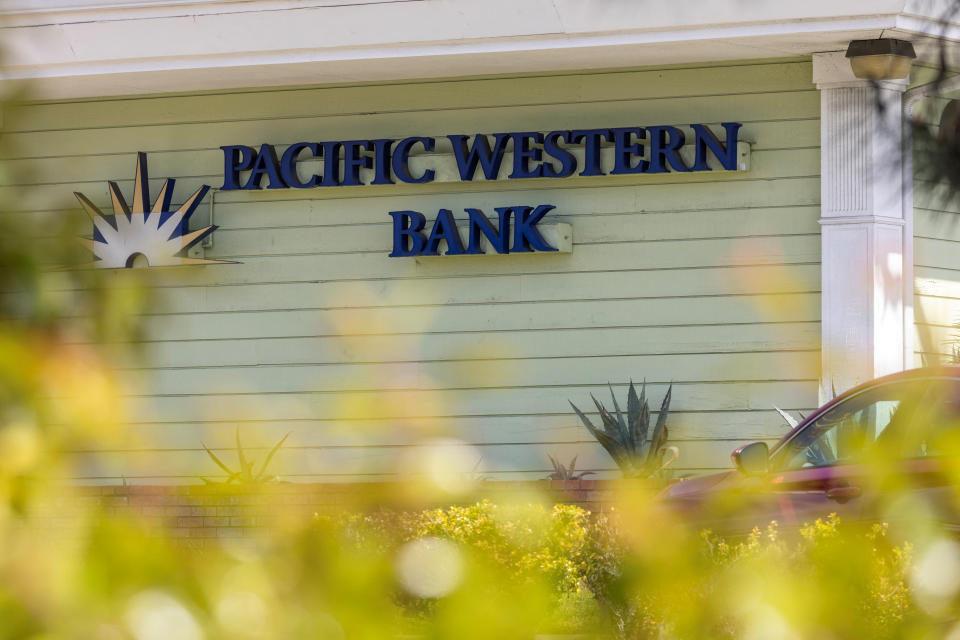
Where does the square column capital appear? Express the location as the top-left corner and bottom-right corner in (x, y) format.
(813, 51), (909, 92)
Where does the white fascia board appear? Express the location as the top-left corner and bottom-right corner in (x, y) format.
(3, 0), (954, 99)
(1, 30), (890, 100)
(3, 17), (898, 73)
(0, 0), (400, 26)
(0, 0), (912, 28)
(896, 14), (960, 43)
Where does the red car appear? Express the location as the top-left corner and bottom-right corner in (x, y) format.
(661, 367), (960, 534)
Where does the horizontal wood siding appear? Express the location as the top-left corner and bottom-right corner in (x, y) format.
(911, 68), (959, 366)
(913, 81), (960, 366)
(6, 60), (821, 482)
(915, 208), (960, 364)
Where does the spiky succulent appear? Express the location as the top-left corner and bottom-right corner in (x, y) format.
(773, 381), (839, 467)
(202, 428), (290, 484)
(570, 380), (677, 478)
(547, 454), (595, 481)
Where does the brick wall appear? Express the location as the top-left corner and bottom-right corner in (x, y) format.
(54, 479), (637, 545)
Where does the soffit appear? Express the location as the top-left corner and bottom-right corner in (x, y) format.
(0, 0), (956, 99)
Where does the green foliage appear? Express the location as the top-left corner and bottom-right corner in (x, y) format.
(0, 486), (928, 640)
(202, 428), (290, 484)
(570, 380), (678, 478)
(547, 454), (595, 481)
(331, 500), (624, 633)
(697, 516), (914, 639)
(325, 502), (922, 639)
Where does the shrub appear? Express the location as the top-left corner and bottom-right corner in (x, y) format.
(329, 503), (920, 639)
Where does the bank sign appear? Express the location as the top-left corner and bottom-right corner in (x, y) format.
(219, 122), (743, 258)
(77, 122), (744, 268)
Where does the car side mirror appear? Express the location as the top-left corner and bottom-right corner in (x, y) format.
(732, 441), (769, 476)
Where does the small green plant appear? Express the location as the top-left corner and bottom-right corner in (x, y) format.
(547, 454), (595, 481)
(464, 457), (489, 484)
(774, 405), (806, 429)
(774, 380), (841, 431)
(569, 380), (678, 478)
(774, 382), (838, 467)
(775, 405), (835, 466)
(202, 428), (290, 484)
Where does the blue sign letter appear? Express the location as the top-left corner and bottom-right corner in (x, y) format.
(370, 139), (395, 185)
(509, 132), (545, 179)
(341, 140), (373, 186)
(244, 144), (288, 189)
(449, 133), (510, 181)
(389, 211), (428, 257)
(543, 131), (577, 178)
(221, 145), (256, 190)
(510, 204), (557, 253)
(570, 129), (612, 176)
(423, 209), (466, 256)
(610, 127), (648, 175)
(465, 208), (511, 254)
(647, 126), (690, 174)
(392, 137), (436, 184)
(318, 141), (341, 186)
(280, 142), (321, 188)
(691, 122), (741, 171)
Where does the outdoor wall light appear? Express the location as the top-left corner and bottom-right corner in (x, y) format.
(845, 39), (916, 80)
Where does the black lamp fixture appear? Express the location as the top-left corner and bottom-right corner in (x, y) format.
(845, 38), (917, 80)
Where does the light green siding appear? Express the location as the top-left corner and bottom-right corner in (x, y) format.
(915, 207), (960, 363)
(912, 74), (960, 366)
(5, 59), (821, 482)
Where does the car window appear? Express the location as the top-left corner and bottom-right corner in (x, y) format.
(877, 379), (960, 459)
(778, 378), (960, 471)
(779, 385), (906, 470)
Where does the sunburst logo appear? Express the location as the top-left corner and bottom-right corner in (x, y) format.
(74, 152), (230, 268)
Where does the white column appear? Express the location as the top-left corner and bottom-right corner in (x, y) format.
(813, 51), (910, 400)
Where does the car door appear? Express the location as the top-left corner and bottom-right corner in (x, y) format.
(758, 381), (914, 528)
(867, 376), (960, 533)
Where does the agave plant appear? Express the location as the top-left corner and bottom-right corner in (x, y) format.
(774, 381), (839, 467)
(202, 428), (290, 484)
(547, 454), (595, 481)
(569, 380), (678, 478)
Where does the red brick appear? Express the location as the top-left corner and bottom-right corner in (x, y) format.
(126, 485), (168, 495)
(586, 490), (614, 504)
(129, 495), (165, 507)
(176, 517), (204, 528)
(229, 517), (256, 528)
(203, 516), (228, 527)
